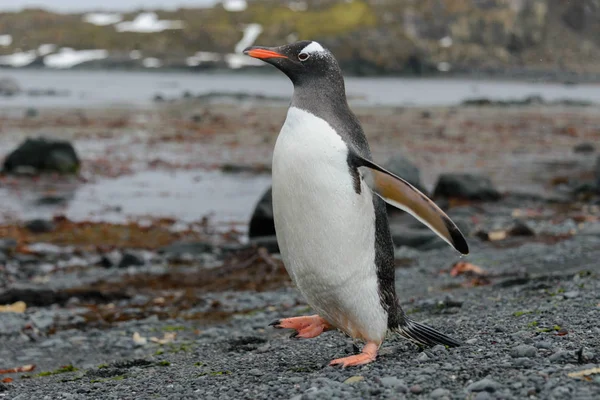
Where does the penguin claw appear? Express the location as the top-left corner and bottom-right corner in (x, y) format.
(269, 319), (282, 328)
(289, 331), (299, 339)
(329, 342), (378, 368)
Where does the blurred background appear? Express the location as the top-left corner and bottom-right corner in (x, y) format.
(0, 0), (599, 376)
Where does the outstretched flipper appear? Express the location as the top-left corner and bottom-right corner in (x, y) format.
(395, 318), (462, 348)
(352, 152), (469, 255)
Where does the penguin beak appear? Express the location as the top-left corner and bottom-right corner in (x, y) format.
(243, 46), (288, 60)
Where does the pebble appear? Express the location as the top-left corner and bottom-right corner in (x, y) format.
(417, 352), (430, 361)
(511, 344), (537, 358)
(475, 392), (492, 400)
(25, 219), (55, 233)
(562, 291), (579, 299)
(549, 351), (571, 363)
(467, 378), (502, 392)
(118, 252), (145, 268)
(430, 388), (451, 398)
(410, 384), (423, 394)
(379, 376), (407, 392)
(551, 386), (571, 399)
(343, 376), (364, 384)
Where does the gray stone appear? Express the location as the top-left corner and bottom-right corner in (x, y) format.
(384, 154), (427, 194)
(563, 291), (580, 299)
(248, 187), (274, 238)
(25, 219), (55, 233)
(475, 392), (492, 400)
(549, 351), (571, 363)
(379, 377), (408, 392)
(0, 238), (17, 253)
(430, 388), (450, 398)
(511, 344), (537, 358)
(30, 310), (56, 331)
(416, 352), (430, 361)
(551, 386), (571, 399)
(118, 252), (145, 269)
(410, 385), (423, 394)
(3, 137), (80, 174)
(467, 378), (503, 392)
(433, 173), (501, 201)
(0, 312), (28, 336)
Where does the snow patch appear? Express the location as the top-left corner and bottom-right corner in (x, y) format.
(186, 52), (221, 67)
(44, 48), (108, 69)
(439, 36), (453, 48)
(83, 13), (123, 26)
(223, 0), (248, 12)
(234, 24), (263, 54)
(0, 51), (37, 67)
(38, 44), (57, 56)
(225, 54), (264, 69)
(0, 35), (12, 47)
(142, 57), (162, 68)
(116, 12), (183, 33)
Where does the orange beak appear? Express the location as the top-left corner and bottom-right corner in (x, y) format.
(243, 47), (288, 60)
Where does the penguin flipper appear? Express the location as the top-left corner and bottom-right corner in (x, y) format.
(395, 318), (462, 348)
(353, 154), (469, 255)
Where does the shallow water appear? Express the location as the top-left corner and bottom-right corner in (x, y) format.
(0, 69), (598, 109)
(0, 170), (272, 229)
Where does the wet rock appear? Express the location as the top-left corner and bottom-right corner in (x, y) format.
(511, 344), (537, 358)
(118, 252), (145, 269)
(467, 378), (502, 392)
(573, 142), (595, 154)
(159, 241), (214, 257)
(390, 225), (441, 250)
(0, 77), (20, 96)
(508, 220), (536, 236)
(25, 219), (55, 233)
(3, 137), (80, 175)
(433, 173), (501, 201)
(383, 154), (427, 194)
(249, 235), (279, 254)
(248, 187), (275, 238)
(0, 238), (17, 253)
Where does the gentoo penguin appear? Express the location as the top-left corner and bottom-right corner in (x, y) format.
(244, 41), (469, 367)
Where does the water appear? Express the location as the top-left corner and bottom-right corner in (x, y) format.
(0, 170), (272, 229)
(0, 68), (598, 109)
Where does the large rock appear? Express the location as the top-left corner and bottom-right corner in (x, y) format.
(384, 154), (427, 194)
(3, 137), (80, 174)
(433, 174), (501, 201)
(248, 187), (275, 238)
(0, 77), (20, 96)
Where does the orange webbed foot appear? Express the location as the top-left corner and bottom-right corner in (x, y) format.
(329, 342), (378, 368)
(269, 315), (332, 339)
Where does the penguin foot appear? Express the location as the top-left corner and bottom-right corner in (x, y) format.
(329, 342), (378, 368)
(269, 315), (331, 339)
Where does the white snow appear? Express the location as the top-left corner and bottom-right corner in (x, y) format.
(83, 13), (123, 26)
(142, 57), (162, 68)
(234, 23), (263, 54)
(439, 36), (453, 48)
(38, 44), (57, 56)
(44, 48), (108, 69)
(437, 61), (451, 72)
(223, 0), (247, 12)
(300, 41), (325, 54)
(0, 35), (12, 47)
(115, 12), (183, 33)
(186, 51), (220, 66)
(225, 53), (263, 69)
(0, 51), (36, 67)
(129, 50), (142, 60)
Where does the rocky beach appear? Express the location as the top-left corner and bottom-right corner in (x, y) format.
(0, 88), (598, 399)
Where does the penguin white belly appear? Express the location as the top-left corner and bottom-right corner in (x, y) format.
(272, 107), (388, 343)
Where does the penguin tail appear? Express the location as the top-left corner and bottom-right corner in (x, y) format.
(394, 319), (462, 348)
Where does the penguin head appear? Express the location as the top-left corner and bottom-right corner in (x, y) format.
(243, 40), (341, 85)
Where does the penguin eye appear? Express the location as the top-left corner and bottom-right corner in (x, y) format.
(298, 52), (309, 62)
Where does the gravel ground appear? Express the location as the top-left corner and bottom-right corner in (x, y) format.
(2, 232), (600, 400)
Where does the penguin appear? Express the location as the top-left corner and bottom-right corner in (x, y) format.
(244, 41), (469, 368)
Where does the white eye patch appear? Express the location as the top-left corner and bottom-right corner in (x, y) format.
(300, 41), (325, 54)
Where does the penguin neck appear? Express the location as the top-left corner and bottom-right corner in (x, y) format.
(290, 74), (349, 116)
